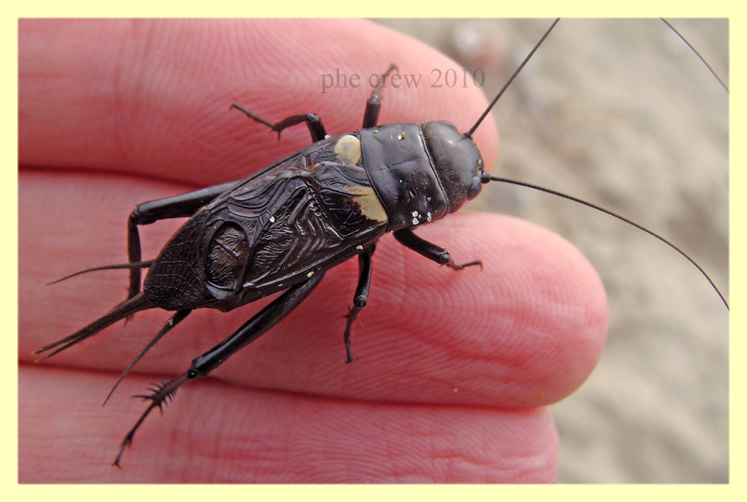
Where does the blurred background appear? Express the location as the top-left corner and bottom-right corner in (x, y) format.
(373, 18), (728, 483)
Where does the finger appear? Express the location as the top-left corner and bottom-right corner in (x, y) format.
(20, 365), (558, 482)
(19, 19), (498, 184)
(21, 171), (607, 408)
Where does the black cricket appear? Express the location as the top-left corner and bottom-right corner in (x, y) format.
(34, 19), (726, 467)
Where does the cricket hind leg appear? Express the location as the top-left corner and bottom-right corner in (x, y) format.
(113, 375), (187, 468)
(113, 272), (325, 467)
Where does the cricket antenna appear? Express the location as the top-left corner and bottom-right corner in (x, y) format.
(481, 173), (729, 310)
(467, 18), (560, 137)
(661, 19), (729, 93)
(469, 17), (727, 309)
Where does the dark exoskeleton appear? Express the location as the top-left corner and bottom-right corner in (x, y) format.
(35, 62), (495, 466)
(35, 19), (727, 467)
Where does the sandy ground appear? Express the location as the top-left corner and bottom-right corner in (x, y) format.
(373, 19), (729, 483)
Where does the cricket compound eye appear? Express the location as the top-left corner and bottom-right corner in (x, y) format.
(467, 173), (483, 200)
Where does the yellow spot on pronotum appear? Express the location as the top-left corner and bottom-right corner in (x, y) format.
(334, 135), (362, 165)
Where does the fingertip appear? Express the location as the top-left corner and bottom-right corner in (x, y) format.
(401, 212), (608, 405)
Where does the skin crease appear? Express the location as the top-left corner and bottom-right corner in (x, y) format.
(18, 19), (608, 482)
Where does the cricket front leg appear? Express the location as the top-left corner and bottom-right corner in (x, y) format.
(393, 228), (482, 270)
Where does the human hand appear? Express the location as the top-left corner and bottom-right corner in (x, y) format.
(19, 19), (607, 482)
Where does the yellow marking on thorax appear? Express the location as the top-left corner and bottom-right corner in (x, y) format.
(334, 135), (362, 165)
